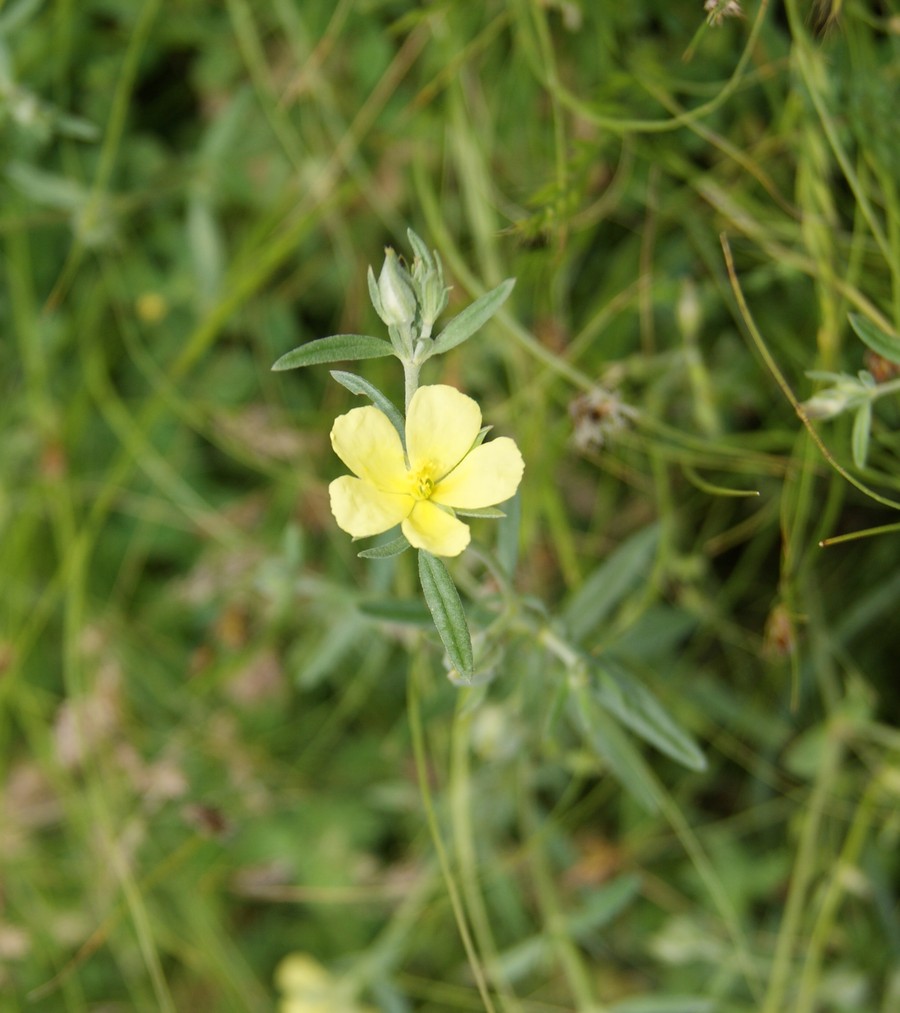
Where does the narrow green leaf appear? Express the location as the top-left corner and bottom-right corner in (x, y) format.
(568, 874), (642, 935)
(454, 506), (506, 519)
(272, 334), (393, 371)
(563, 525), (660, 643)
(491, 873), (640, 985)
(849, 313), (900, 365)
(358, 534), (411, 559)
(298, 613), (367, 688)
(6, 161), (84, 209)
(429, 279), (516, 357)
(417, 551), (474, 679)
(595, 661), (707, 772)
(568, 684), (660, 811)
(330, 370), (406, 442)
(851, 400), (872, 469)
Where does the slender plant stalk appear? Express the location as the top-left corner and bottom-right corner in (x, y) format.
(450, 700), (526, 1012)
(407, 656), (499, 1013)
(761, 722), (845, 1013)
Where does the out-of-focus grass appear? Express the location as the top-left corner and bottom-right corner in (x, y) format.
(2, 0), (899, 1010)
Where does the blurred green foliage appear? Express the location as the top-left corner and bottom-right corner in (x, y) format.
(2, 0), (900, 1010)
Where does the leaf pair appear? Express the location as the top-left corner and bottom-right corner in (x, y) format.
(270, 277), (514, 372)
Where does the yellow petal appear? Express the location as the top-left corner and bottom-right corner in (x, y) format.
(329, 476), (412, 537)
(432, 437), (524, 509)
(330, 407), (407, 492)
(406, 385), (482, 481)
(402, 501), (471, 557)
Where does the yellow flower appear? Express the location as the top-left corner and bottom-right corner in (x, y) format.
(329, 384), (524, 557)
(275, 953), (375, 1013)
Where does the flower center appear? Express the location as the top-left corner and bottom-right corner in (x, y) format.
(410, 465), (435, 501)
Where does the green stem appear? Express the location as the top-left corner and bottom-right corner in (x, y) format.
(760, 720), (845, 1013)
(450, 697), (525, 1011)
(794, 776), (880, 1013)
(519, 774), (607, 1011)
(870, 376), (900, 402)
(403, 358), (421, 412)
(407, 655), (498, 1013)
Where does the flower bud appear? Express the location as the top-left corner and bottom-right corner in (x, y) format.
(801, 388), (853, 420)
(801, 370), (871, 421)
(375, 248), (417, 328)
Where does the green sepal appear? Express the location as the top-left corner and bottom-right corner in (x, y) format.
(330, 370), (406, 444)
(454, 506), (506, 519)
(358, 534), (411, 559)
(272, 334), (393, 370)
(849, 313), (900, 366)
(417, 551), (474, 680)
(406, 228), (434, 271)
(472, 425), (492, 448)
(367, 265), (384, 318)
(428, 278), (515, 357)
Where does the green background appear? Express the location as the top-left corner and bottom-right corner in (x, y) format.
(2, 1), (899, 1010)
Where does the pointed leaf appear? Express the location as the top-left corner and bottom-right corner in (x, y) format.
(6, 161), (84, 209)
(298, 613), (366, 688)
(330, 370), (406, 443)
(418, 551), (474, 679)
(595, 661), (707, 772)
(429, 279), (516, 356)
(849, 313), (900, 365)
(358, 534), (411, 559)
(568, 684), (660, 811)
(563, 525), (660, 642)
(272, 335), (393, 371)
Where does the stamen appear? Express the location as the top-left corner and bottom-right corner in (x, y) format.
(411, 465), (435, 500)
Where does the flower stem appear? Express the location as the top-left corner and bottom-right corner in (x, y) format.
(403, 359), (420, 412)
